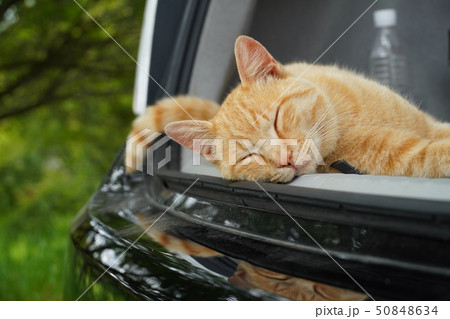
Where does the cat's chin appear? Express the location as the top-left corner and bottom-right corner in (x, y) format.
(294, 161), (318, 176)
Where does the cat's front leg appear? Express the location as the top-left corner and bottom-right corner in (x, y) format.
(338, 127), (450, 178)
(404, 138), (450, 178)
(125, 96), (220, 172)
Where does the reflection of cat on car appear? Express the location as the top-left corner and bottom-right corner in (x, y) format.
(137, 215), (366, 301)
(230, 261), (366, 301)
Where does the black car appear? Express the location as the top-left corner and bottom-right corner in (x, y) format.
(65, 0), (450, 301)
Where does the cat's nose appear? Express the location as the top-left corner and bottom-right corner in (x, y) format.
(280, 151), (295, 168)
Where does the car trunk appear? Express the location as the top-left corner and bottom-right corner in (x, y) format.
(67, 0), (450, 300)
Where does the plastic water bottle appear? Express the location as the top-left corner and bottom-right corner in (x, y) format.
(369, 9), (407, 93)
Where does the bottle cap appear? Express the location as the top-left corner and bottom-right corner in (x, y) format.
(373, 9), (397, 28)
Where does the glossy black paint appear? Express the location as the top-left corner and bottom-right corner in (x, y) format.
(66, 148), (283, 300)
(66, 147), (450, 300)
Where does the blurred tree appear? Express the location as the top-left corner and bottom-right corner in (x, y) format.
(0, 0), (145, 300)
(0, 0), (143, 120)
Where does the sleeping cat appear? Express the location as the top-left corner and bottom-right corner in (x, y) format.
(127, 36), (450, 182)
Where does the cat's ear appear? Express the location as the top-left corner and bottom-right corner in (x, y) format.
(165, 120), (218, 161)
(235, 35), (285, 85)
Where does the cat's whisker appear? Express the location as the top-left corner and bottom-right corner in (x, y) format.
(311, 110), (354, 137)
(315, 126), (354, 144)
(320, 113), (375, 138)
(313, 112), (355, 136)
(306, 91), (351, 139)
(310, 119), (357, 143)
(315, 117), (357, 137)
(311, 130), (349, 149)
(305, 91), (344, 138)
(307, 100), (341, 138)
(306, 111), (330, 140)
(309, 112), (355, 141)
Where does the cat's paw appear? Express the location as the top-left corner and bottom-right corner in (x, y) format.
(269, 167), (297, 183)
(125, 96), (219, 173)
(227, 165), (298, 183)
(125, 107), (165, 173)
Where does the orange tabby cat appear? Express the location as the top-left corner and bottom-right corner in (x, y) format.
(127, 36), (450, 182)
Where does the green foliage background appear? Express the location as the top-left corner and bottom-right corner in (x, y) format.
(0, 0), (145, 299)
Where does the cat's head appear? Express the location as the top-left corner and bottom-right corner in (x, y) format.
(165, 36), (334, 182)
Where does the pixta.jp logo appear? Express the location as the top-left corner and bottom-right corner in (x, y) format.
(126, 129), (171, 176)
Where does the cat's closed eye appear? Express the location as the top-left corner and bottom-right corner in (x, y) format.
(239, 153), (265, 165)
(239, 154), (252, 162)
